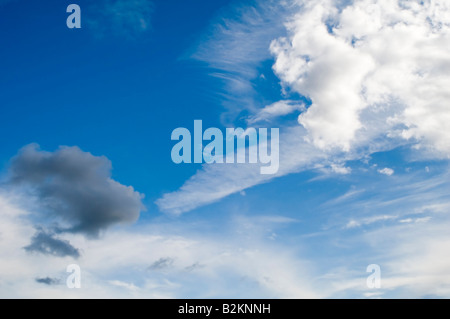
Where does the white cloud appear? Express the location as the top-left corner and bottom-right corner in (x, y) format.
(108, 280), (140, 292)
(378, 168), (395, 176)
(0, 195), (81, 298)
(330, 164), (352, 175)
(360, 219), (450, 298)
(399, 217), (432, 224)
(345, 215), (397, 229)
(248, 100), (305, 124)
(310, 169), (450, 298)
(271, 0), (450, 155)
(156, 121), (397, 215)
(271, 1), (376, 151)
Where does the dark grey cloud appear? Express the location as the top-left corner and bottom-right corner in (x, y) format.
(8, 144), (144, 237)
(148, 257), (174, 271)
(35, 277), (60, 286)
(24, 229), (80, 258)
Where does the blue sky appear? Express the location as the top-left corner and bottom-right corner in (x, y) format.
(1, 0), (450, 298)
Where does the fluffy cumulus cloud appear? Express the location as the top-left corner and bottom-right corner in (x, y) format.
(7, 144), (144, 238)
(378, 167), (395, 176)
(271, 0), (450, 154)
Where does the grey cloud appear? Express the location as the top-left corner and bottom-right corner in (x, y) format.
(148, 257), (174, 271)
(35, 277), (60, 286)
(25, 229), (80, 258)
(8, 144), (144, 237)
(185, 262), (203, 272)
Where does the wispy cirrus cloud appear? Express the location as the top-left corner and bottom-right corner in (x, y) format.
(86, 0), (154, 38)
(157, 126), (327, 215)
(295, 166), (450, 298)
(345, 215), (397, 229)
(192, 0), (290, 121)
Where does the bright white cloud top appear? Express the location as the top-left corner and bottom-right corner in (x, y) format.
(271, 0), (450, 154)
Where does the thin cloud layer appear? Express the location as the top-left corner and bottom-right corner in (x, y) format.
(0, 193), (321, 298)
(8, 144), (144, 237)
(2, 166), (450, 297)
(87, 0), (154, 38)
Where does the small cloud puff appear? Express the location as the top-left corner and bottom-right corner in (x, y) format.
(378, 168), (395, 176)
